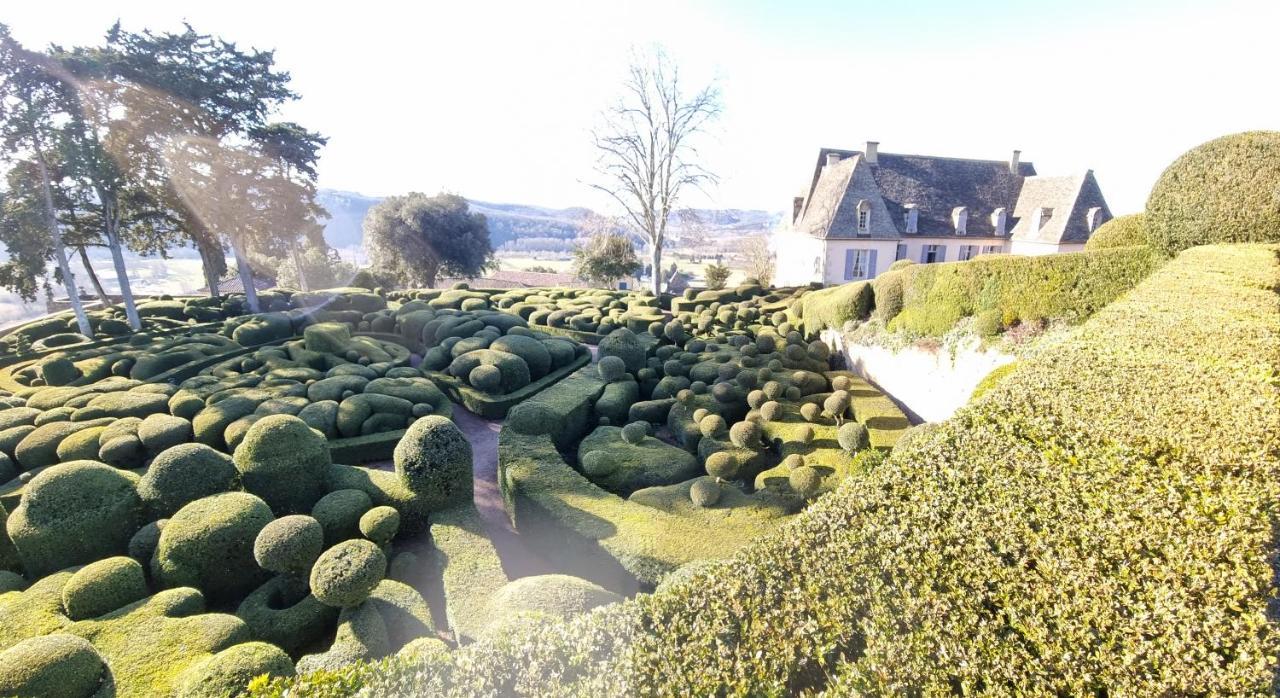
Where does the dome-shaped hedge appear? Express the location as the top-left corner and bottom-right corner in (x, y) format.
(153, 491), (273, 602)
(310, 538), (386, 608)
(233, 415), (330, 515)
(1085, 213), (1151, 250)
(392, 416), (472, 514)
(138, 443), (239, 519)
(0, 633), (105, 698)
(1145, 131), (1280, 254)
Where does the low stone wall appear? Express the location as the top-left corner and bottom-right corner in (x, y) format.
(823, 330), (1014, 423)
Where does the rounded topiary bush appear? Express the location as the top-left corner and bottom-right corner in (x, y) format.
(789, 464), (821, 498)
(8, 461), (144, 577)
(689, 478), (721, 508)
(61, 556), (149, 620)
(153, 491), (273, 602)
(705, 450), (739, 480)
(0, 633), (105, 698)
(598, 328), (646, 374)
(799, 403), (821, 422)
(469, 364), (503, 394)
(581, 451), (617, 477)
(393, 415), (473, 514)
(620, 421), (648, 445)
(233, 415), (330, 515)
(837, 421), (869, 452)
(127, 520), (164, 565)
(596, 355), (626, 383)
(137, 413), (193, 454)
(759, 401), (783, 422)
(138, 443), (239, 519)
(310, 538), (387, 608)
(729, 420), (761, 449)
(1085, 213), (1151, 250)
(359, 506), (400, 546)
(312, 489), (373, 547)
(698, 414), (727, 439)
(1145, 131), (1280, 254)
(178, 641), (295, 698)
(255, 515), (325, 576)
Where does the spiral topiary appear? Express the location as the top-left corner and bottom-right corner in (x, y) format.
(310, 538), (387, 608)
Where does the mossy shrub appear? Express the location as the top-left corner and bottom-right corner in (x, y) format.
(689, 478), (721, 508)
(359, 506), (401, 547)
(1145, 131), (1280, 254)
(255, 515), (325, 576)
(728, 420), (761, 449)
(788, 464), (820, 498)
(596, 356), (626, 383)
(704, 450), (739, 480)
(598, 328), (646, 373)
(698, 414), (727, 438)
(179, 641), (295, 698)
(8, 460), (145, 577)
(310, 538), (387, 608)
(233, 415), (330, 515)
(312, 489), (373, 547)
(620, 422), (648, 445)
(1085, 213), (1151, 250)
(0, 633), (105, 698)
(138, 443), (240, 519)
(468, 365), (503, 394)
(61, 555), (149, 620)
(392, 416), (473, 514)
(759, 401), (783, 422)
(153, 491), (273, 602)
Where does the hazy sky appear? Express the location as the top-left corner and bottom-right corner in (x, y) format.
(6, 0), (1277, 215)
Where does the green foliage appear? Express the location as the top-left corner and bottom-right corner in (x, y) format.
(791, 281), (873, 334)
(312, 489), (372, 548)
(233, 415), (331, 515)
(835, 421), (868, 452)
(1085, 213), (1152, 250)
(597, 328), (646, 373)
(178, 641), (295, 698)
(427, 503), (511, 643)
(364, 192), (494, 289)
(703, 263), (731, 290)
(0, 633), (105, 698)
(392, 415), (473, 516)
(236, 576), (336, 656)
(577, 425), (700, 495)
(153, 492), (273, 603)
(358, 506), (400, 547)
(970, 361), (1018, 402)
(309, 539), (386, 608)
(61, 556), (148, 621)
(254, 515), (324, 576)
(1145, 131), (1280, 254)
(7, 461), (143, 577)
(886, 246), (1162, 335)
(137, 443), (239, 519)
(573, 231), (641, 287)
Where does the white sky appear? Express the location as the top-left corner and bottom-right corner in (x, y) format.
(5, 0), (1278, 215)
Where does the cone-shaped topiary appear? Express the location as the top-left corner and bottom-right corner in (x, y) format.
(233, 415), (330, 515)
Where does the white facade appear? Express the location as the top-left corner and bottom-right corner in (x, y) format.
(776, 229), (1009, 286)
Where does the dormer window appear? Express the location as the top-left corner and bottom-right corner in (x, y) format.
(1033, 207), (1054, 231)
(1086, 207), (1103, 232)
(903, 204), (919, 234)
(952, 206), (968, 236)
(991, 207), (1008, 236)
(856, 200), (870, 236)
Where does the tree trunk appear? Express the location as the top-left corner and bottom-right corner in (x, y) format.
(33, 154), (91, 336)
(650, 243), (662, 296)
(229, 235), (261, 313)
(289, 241), (309, 292)
(76, 246), (111, 307)
(103, 213), (141, 330)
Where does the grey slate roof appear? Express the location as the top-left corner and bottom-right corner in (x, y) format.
(791, 146), (1111, 244)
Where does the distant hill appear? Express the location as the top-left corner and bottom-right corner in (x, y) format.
(316, 189), (780, 255)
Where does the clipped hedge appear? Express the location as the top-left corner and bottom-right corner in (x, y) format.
(1085, 212), (1152, 250)
(1145, 131), (1280, 254)
(265, 244), (1280, 695)
(884, 245), (1162, 335)
(789, 281), (872, 335)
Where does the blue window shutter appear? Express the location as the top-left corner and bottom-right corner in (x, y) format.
(937, 245), (947, 262)
(920, 246), (929, 263)
(867, 249), (878, 278)
(844, 249), (854, 280)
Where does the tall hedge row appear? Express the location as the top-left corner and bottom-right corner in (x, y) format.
(253, 244), (1280, 695)
(884, 245), (1162, 335)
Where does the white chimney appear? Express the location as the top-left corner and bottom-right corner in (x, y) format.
(825, 152), (842, 168)
(865, 141), (879, 165)
(1010, 149), (1021, 175)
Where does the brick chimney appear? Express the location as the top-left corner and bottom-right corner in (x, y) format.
(1010, 149), (1021, 175)
(865, 141), (879, 165)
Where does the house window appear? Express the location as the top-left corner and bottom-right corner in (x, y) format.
(958, 245), (978, 261)
(991, 208), (1008, 236)
(856, 200), (871, 236)
(895, 243), (908, 261)
(982, 245), (1002, 255)
(1035, 207), (1054, 230)
(844, 248), (878, 280)
(903, 205), (919, 234)
(922, 244), (946, 264)
(1086, 207), (1104, 232)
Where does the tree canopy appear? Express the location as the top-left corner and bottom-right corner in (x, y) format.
(364, 192), (494, 289)
(573, 231), (641, 288)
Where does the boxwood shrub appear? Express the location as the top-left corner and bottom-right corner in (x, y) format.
(259, 244), (1280, 695)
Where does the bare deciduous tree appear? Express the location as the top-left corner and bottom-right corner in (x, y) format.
(591, 47), (720, 295)
(741, 236), (775, 287)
